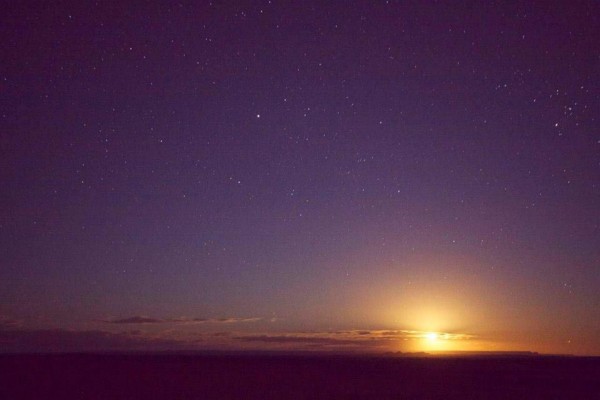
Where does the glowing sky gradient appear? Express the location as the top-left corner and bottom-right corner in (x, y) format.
(1, 2), (599, 355)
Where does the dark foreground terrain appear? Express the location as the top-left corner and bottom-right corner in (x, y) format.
(1, 353), (599, 399)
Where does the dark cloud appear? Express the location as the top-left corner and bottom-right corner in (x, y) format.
(211, 332), (230, 337)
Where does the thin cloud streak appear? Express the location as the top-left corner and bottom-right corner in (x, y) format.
(0, 316), (22, 329)
(296, 330), (475, 341)
(100, 316), (263, 325)
(237, 335), (362, 346)
(229, 329), (478, 350)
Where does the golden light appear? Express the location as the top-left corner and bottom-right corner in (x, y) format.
(421, 331), (449, 351)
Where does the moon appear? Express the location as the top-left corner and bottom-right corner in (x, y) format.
(426, 332), (439, 341)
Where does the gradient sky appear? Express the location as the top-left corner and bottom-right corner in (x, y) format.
(1, 1), (598, 355)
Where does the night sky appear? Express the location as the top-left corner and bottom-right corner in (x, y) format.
(1, 1), (598, 355)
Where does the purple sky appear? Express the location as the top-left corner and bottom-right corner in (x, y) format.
(1, 1), (598, 354)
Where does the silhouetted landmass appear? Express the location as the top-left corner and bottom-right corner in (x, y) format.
(0, 353), (599, 399)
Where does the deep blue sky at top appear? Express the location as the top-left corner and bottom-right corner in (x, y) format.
(0, 1), (598, 351)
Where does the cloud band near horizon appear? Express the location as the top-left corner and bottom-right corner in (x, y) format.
(100, 316), (263, 324)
